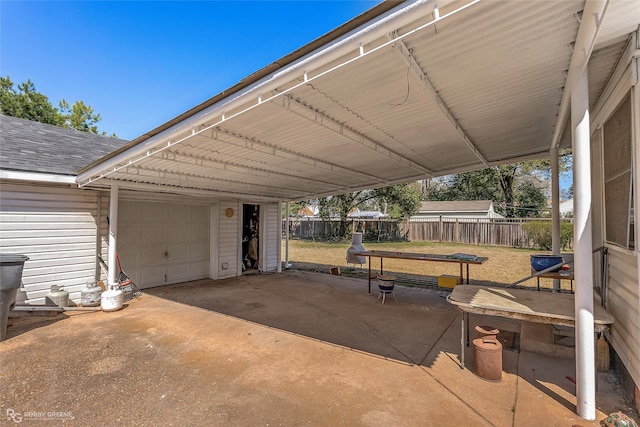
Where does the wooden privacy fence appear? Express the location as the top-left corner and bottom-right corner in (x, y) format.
(285, 218), (404, 241)
(284, 217), (573, 248)
(402, 217), (532, 247)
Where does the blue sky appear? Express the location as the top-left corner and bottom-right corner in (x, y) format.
(1, 1), (381, 140)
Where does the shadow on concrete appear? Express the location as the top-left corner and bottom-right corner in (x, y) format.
(145, 271), (459, 367)
(5, 311), (69, 340)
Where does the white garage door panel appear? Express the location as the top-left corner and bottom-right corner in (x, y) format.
(141, 265), (164, 285)
(190, 241), (209, 258)
(168, 224), (189, 242)
(141, 244), (164, 265)
(168, 243), (189, 262)
(119, 201), (210, 289)
(191, 261), (209, 278)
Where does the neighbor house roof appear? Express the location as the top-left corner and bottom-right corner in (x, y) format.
(0, 115), (129, 176)
(418, 200), (495, 214)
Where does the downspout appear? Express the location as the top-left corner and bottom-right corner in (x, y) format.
(76, 0), (454, 185)
(572, 67), (596, 421)
(108, 183), (119, 286)
(550, 146), (561, 292)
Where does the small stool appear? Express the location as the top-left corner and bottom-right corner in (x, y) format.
(377, 275), (397, 304)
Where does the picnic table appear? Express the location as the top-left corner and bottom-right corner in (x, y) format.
(353, 250), (488, 294)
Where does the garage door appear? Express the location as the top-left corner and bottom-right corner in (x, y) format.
(117, 201), (210, 289)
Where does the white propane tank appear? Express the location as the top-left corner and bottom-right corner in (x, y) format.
(80, 280), (102, 307)
(46, 285), (69, 307)
(100, 284), (123, 312)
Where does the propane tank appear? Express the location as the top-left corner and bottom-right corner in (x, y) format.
(80, 280), (102, 307)
(46, 285), (69, 307)
(100, 283), (123, 312)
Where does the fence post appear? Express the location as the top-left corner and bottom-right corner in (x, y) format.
(476, 218), (480, 245)
(455, 219), (459, 243)
(439, 215), (443, 242)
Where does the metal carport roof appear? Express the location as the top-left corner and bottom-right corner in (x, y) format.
(77, 0), (640, 201)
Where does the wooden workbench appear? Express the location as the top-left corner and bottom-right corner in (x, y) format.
(446, 285), (614, 369)
(354, 250), (488, 294)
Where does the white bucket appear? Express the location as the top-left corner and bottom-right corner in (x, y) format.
(100, 285), (123, 312)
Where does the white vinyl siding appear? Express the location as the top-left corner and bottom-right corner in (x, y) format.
(218, 201), (239, 279)
(591, 46), (640, 389)
(606, 248), (640, 386)
(263, 202), (279, 272)
(0, 183), (99, 304)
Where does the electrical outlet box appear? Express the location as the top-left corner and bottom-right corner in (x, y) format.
(221, 262), (229, 270)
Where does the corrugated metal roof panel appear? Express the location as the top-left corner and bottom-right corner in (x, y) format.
(76, 0), (637, 201)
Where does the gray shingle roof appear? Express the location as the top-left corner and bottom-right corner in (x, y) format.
(419, 200), (494, 213)
(0, 115), (129, 176)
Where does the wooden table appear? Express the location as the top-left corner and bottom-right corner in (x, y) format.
(532, 268), (574, 293)
(446, 285), (615, 369)
(353, 250), (488, 294)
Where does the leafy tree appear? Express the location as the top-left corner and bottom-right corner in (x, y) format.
(317, 183), (421, 237)
(514, 180), (548, 218)
(58, 99), (102, 134)
(0, 76), (111, 135)
(1, 77), (62, 126)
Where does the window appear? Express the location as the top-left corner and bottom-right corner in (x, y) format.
(603, 94), (634, 249)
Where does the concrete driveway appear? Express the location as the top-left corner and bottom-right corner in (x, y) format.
(1, 271), (634, 426)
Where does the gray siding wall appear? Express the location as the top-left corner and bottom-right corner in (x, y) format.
(0, 183), (99, 304)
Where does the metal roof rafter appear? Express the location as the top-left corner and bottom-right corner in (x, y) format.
(273, 94), (436, 176)
(163, 149), (343, 189)
(388, 34), (489, 167)
(120, 164), (309, 197)
(211, 127), (389, 184)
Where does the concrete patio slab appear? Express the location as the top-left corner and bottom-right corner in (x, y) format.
(1, 271), (636, 426)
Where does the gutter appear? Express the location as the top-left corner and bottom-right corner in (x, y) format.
(0, 170), (77, 185)
(76, 0), (445, 185)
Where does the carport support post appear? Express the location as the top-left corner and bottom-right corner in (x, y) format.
(108, 183), (119, 286)
(550, 146), (561, 292)
(285, 202), (290, 269)
(572, 67), (596, 420)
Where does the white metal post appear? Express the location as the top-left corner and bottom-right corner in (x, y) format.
(285, 202), (290, 269)
(572, 68), (596, 420)
(108, 183), (119, 286)
(277, 201), (283, 273)
(550, 146), (561, 291)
